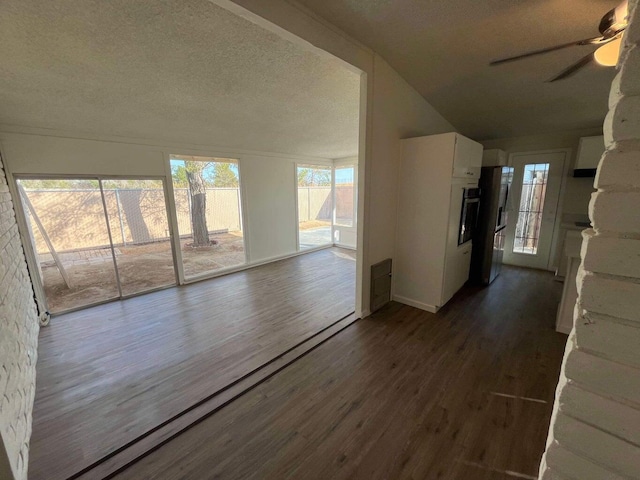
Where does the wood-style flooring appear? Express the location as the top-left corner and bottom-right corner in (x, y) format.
(114, 266), (567, 480)
(29, 248), (356, 480)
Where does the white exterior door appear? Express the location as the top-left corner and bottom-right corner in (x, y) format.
(503, 151), (566, 270)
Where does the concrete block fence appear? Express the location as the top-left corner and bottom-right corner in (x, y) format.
(539, 1), (640, 478)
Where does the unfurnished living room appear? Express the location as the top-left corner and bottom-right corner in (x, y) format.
(1, 1), (639, 479)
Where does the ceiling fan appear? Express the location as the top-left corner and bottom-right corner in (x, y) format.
(490, 1), (629, 82)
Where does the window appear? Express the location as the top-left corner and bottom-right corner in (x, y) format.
(170, 155), (245, 278)
(334, 166), (356, 227)
(513, 163), (549, 255)
(16, 177), (175, 313)
(297, 165), (333, 250)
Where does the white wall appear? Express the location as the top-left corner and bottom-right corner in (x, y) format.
(239, 155), (298, 261)
(370, 55), (455, 277)
(0, 131), (333, 272)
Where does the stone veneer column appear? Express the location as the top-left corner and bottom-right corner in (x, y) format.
(539, 1), (640, 478)
(0, 155), (39, 480)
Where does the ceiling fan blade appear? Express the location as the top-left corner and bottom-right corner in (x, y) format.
(546, 53), (595, 82)
(490, 36), (603, 66)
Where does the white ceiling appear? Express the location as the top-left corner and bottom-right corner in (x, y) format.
(296, 0), (619, 140)
(0, 0), (361, 159)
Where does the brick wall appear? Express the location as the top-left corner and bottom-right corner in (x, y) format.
(0, 155), (39, 480)
(539, 1), (640, 478)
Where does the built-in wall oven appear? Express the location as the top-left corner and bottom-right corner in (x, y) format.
(458, 187), (481, 245)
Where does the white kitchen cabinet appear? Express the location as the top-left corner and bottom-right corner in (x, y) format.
(574, 135), (604, 175)
(482, 149), (507, 167)
(394, 132), (482, 313)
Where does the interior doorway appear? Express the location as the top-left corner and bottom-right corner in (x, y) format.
(16, 176), (177, 314)
(503, 151), (566, 270)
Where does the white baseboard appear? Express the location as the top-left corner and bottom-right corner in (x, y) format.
(333, 243), (356, 251)
(392, 295), (439, 313)
(182, 245), (333, 285)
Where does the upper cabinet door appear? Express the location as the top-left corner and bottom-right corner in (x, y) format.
(452, 134), (483, 179)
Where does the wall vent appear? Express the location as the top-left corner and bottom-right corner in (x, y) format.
(370, 258), (392, 313)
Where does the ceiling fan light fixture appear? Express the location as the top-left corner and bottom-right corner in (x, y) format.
(594, 35), (623, 67)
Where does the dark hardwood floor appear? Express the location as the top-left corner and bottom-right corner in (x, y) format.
(29, 248), (356, 480)
(113, 266), (567, 480)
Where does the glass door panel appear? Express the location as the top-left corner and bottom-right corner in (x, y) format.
(297, 165), (333, 250)
(513, 163), (549, 255)
(170, 155), (246, 279)
(103, 179), (176, 296)
(17, 178), (119, 313)
(503, 151), (565, 270)
(334, 165), (357, 248)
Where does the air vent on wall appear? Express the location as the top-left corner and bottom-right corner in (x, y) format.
(370, 258), (392, 313)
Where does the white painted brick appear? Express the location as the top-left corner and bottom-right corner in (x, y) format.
(603, 95), (640, 145)
(544, 442), (627, 480)
(589, 191), (640, 234)
(575, 310), (640, 368)
(553, 412), (640, 478)
(618, 44), (640, 97)
(540, 468), (572, 480)
(578, 270), (640, 322)
(565, 349), (640, 405)
(609, 69), (623, 110)
(624, 0), (640, 46)
(559, 383), (640, 445)
(594, 141), (640, 189)
(543, 3), (640, 477)
(581, 231), (640, 278)
(0, 157), (39, 480)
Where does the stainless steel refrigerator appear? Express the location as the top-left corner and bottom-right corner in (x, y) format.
(470, 166), (513, 285)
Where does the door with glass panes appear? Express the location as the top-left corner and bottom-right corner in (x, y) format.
(503, 151), (566, 270)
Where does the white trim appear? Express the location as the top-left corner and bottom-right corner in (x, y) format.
(294, 162), (301, 251)
(505, 148), (570, 271)
(355, 70), (370, 320)
(163, 153), (186, 284)
(334, 243), (356, 250)
(548, 149), (572, 272)
(236, 158), (251, 264)
(392, 295), (439, 313)
(182, 244), (334, 284)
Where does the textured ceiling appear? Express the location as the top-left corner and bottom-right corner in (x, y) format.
(296, 0), (619, 140)
(0, 0), (360, 159)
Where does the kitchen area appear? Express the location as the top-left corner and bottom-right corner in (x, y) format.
(554, 135), (604, 334)
(392, 130), (602, 336)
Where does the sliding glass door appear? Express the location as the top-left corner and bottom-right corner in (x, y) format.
(333, 164), (357, 248)
(170, 155), (246, 280)
(297, 164), (333, 250)
(16, 177), (176, 314)
(103, 179), (176, 296)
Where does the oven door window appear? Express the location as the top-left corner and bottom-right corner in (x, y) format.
(459, 198), (480, 245)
